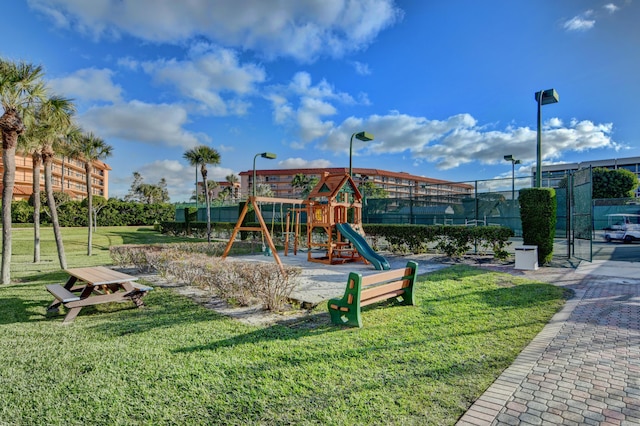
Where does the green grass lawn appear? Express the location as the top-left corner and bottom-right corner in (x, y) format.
(0, 226), (569, 425)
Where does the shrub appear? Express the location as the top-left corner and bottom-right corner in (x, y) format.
(519, 188), (556, 265)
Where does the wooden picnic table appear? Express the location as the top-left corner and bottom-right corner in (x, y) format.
(46, 266), (152, 324)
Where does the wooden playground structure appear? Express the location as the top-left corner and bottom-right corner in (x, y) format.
(221, 172), (371, 272)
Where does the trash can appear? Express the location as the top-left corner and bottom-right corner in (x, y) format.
(514, 245), (538, 270)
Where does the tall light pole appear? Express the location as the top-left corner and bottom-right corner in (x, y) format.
(535, 89), (559, 187)
(349, 131), (374, 177)
(504, 154), (521, 201)
(253, 152), (277, 198)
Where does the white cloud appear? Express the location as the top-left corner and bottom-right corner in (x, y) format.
(352, 61), (372, 76)
(316, 112), (620, 171)
(604, 3), (619, 14)
(27, 0), (402, 62)
(564, 11), (596, 31)
(117, 57), (139, 71)
(141, 44), (266, 116)
(79, 100), (209, 149)
(267, 72), (359, 144)
(47, 68), (123, 103)
(277, 157), (332, 169)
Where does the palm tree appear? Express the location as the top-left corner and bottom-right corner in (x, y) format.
(225, 173), (239, 204)
(17, 117), (44, 263)
(183, 145), (221, 243)
(0, 59), (46, 284)
(71, 132), (113, 256)
(38, 96), (76, 270)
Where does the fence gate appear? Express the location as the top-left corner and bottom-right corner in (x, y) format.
(571, 167), (592, 262)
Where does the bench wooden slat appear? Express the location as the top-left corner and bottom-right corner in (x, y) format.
(361, 267), (412, 286)
(46, 284), (81, 303)
(360, 289), (406, 307)
(360, 280), (408, 302)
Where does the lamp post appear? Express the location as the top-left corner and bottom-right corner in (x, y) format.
(349, 131), (374, 177)
(252, 152), (277, 198)
(504, 154), (521, 201)
(534, 89), (559, 187)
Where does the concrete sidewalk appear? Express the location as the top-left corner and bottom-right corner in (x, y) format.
(458, 260), (640, 425)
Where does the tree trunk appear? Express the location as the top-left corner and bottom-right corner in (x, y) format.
(0, 108), (25, 284)
(32, 154), (42, 263)
(201, 167), (211, 243)
(42, 148), (67, 269)
(85, 162), (93, 256)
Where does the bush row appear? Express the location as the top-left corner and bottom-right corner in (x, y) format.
(11, 199), (174, 226)
(160, 221), (514, 260)
(363, 224), (514, 259)
(110, 243), (300, 311)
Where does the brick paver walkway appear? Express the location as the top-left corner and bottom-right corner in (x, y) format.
(458, 268), (640, 425)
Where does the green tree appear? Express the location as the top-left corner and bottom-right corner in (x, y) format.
(358, 181), (388, 199)
(125, 172), (170, 204)
(291, 173), (319, 198)
(592, 167), (639, 199)
(39, 96), (76, 270)
(183, 145), (221, 242)
(72, 132), (113, 256)
(223, 173), (239, 204)
(0, 59), (46, 284)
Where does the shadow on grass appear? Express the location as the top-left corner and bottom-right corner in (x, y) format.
(80, 289), (241, 335)
(0, 296), (50, 325)
(173, 312), (339, 354)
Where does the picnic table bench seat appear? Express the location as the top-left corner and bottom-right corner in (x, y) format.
(46, 266), (152, 323)
(46, 284), (81, 303)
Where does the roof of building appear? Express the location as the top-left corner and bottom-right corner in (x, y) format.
(239, 167), (472, 188)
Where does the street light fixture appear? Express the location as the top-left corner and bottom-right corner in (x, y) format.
(534, 89), (559, 187)
(504, 154), (521, 201)
(253, 152), (277, 198)
(349, 131), (374, 177)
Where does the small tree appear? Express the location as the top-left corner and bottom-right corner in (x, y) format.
(519, 188), (557, 265)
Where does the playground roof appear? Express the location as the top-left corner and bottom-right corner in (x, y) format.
(307, 173), (362, 201)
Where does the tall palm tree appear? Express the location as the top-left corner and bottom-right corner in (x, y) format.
(0, 59), (46, 284)
(17, 113), (45, 263)
(183, 145), (221, 243)
(38, 96), (76, 269)
(71, 132), (113, 256)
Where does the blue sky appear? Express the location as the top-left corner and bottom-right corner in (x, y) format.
(2, 0), (638, 201)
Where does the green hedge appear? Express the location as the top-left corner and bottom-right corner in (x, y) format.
(363, 224), (514, 259)
(519, 188), (556, 265)
(162, 221), (514, 260)
(8, 200), (174, 227)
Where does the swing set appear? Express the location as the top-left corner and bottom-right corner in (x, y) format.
(221, 196), (304, 274)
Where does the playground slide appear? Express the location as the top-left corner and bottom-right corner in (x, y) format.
(335, 223), (391, 270)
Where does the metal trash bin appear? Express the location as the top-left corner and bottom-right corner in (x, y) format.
(514, 245), (538, 270)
